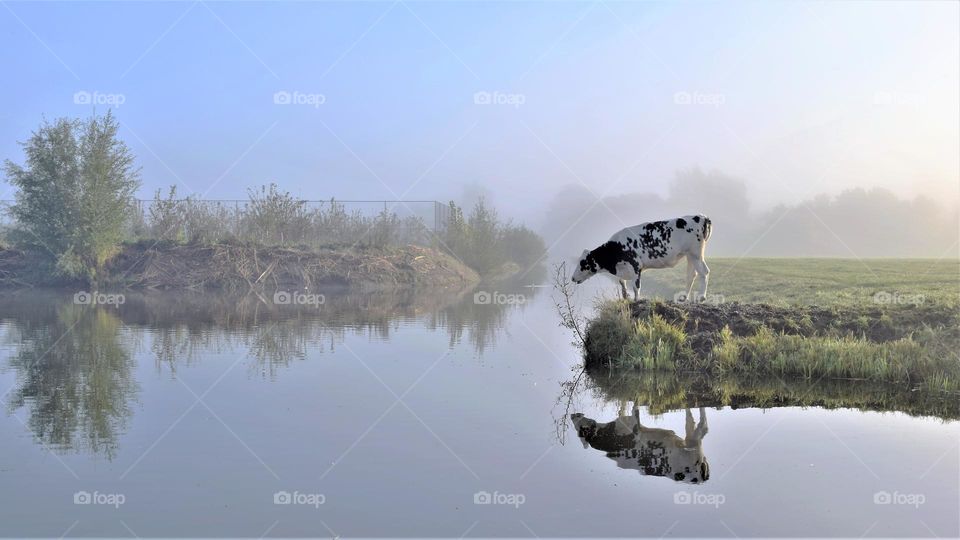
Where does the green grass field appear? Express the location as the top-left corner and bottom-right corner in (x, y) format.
(636, 258), (959, 307)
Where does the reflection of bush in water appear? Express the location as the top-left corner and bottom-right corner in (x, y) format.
(2, 286), (540, 385)
(584, 370), (960, 421)
(3, 305), (138, 458)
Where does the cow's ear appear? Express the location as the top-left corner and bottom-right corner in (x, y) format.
(581, 249), (590, 259)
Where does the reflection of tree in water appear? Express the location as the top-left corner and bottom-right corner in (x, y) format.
(430, 296), (514, 354)
(3, 304), (138, 458)
(132, 282), (541, 371)
(432, 276), (544, 354)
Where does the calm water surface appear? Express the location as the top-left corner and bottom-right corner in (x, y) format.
(0, 287), (957, 538)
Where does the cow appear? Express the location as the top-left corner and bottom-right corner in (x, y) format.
(570, 407), (710, 484)
(571, 214), (712, 301)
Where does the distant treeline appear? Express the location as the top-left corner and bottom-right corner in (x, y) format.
(542, 169), (959, 258)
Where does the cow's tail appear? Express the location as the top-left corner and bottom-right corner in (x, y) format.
(702, 216), (712, 242)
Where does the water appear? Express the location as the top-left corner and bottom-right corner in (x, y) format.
(0, 287), (957, 538)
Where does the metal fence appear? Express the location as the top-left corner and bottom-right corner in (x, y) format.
(0, 199), (451, 249)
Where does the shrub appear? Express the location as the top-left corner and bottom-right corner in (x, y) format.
(3, 112), (141, 280)
(441, 197), (547, 275)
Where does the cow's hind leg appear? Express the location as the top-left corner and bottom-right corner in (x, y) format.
(682, 257), (697, 302)
(633, 276), (640, 301)
(619, 280), (629, 300)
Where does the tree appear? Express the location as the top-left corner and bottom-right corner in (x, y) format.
(3, 111), (141, 279)
(466, 196), (504, 274)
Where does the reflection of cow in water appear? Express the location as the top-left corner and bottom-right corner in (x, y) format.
(571, 407), (710, 483)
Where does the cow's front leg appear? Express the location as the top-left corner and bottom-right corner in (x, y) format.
(633, 277), (641, 301)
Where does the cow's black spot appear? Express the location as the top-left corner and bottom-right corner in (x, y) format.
(584, 241), (640, 276)
(638, 220), (672, 259)
(692, 215), (700, 223)
(686, 228), (693, 233)
(674, 472), (685, 481)
(676, 218), (687, 228)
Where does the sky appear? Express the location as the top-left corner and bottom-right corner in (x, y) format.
(1, 0), (958, 224)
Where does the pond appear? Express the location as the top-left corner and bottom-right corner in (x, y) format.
(0, 286), (956, 537)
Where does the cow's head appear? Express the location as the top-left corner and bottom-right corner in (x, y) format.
(571, 249), (597, 284)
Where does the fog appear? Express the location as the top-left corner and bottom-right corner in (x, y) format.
(1, 1), (957, 258)
(539, 169), (959, 259)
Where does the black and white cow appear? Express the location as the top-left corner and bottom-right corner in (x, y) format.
(571, 214), (712, 301)
(571, 407), (710, 484)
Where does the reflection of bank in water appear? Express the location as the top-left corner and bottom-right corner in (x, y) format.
(565, 369), (958, 484)
(572, 407), (709, 483)
(586, 370), (959, 421)
(0, 285), (542, 458)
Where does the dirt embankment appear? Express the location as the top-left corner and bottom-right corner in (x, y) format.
(628, 299), (959, 357)
(0, 243), (480, 291)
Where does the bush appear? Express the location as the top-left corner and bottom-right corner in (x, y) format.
(441, 197), (546, 275)
(243, 183), (311, 245)
(3, 112), (141, 280)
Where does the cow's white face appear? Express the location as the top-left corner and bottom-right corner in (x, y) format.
(571, 249), (597, 284)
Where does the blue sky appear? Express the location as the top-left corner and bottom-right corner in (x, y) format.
(1, 1), (957, 220)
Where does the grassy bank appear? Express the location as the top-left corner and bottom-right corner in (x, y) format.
(575, 258), (959, 393)
(583, 298), (959, 393)
(0, 242), (480, 291)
